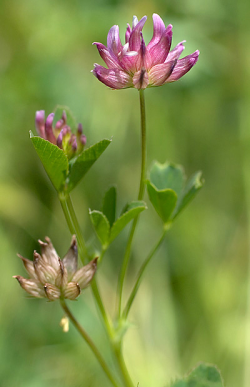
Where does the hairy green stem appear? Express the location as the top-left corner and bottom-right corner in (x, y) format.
(60, 299), (120, 387)
(117, 89), (147, 318)
(123, 229), (167, 319)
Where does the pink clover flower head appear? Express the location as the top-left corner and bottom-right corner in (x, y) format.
(92, 13), (199, 90)
(13, 236), (98, 301)
(35, 110), (87, 159)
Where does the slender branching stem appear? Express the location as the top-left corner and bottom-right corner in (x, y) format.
(113, 343), (134, 387)
(60, 299), (120, 387)
(59, 193), (134, 387)
(66, 195), (88, 263)
(123, 228), (167, 319)
(117, 89), (147, 318)
(59, 193), (112, 335)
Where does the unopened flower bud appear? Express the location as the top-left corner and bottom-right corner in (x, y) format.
(35, 111), (87, 159)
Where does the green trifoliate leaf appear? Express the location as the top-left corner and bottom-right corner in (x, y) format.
(170, 363), (224, 387)
(109, 201), (147, 243)
(66, 139), (111, 192)
(147, 161), (204, 224)
(102, 186), (116, 227)
(89, 210), (110, 247)
(147, 182), (177, 223)
(30, 131), (68, 192)
(53, 105), (77, 131)
(90, 200), (147, 247)
(173, 171), (203, 219)
(150, 161), (184, 196)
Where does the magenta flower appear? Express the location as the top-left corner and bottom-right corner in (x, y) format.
(92, 14), (199, 90)
(35, 110), (87, 159)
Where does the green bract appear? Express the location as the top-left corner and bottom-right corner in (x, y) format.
(147, 161), (204, 225)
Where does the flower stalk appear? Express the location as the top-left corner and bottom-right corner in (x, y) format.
(60, 299), (121, 387)
(123, 228), (168, 319)
(117, 89), (147, 318)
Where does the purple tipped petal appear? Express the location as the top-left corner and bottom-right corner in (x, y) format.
(146, 24), (173, 69)
(93, 43), (121, 69)
(93, 65), (132, 89)
(45, 113), (56, 144)
(77, 123), (83, 134)
(35, 110), (45, 138)
(80, 135), (86, 146)
(147, 13), (166, 51)
(125, 24), (131, 43)
(70, 135), (78, 152)
(129, 16), (147, 52)
(148, 59), (177, 86)
(166, 50), (199, 83)
(107, 25), (123, 57)
(166, 41), (185, 62)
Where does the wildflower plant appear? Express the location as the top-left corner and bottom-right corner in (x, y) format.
(14, 13), (224, 387)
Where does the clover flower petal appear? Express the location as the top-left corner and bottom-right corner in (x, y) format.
(92, 13), (199, 90)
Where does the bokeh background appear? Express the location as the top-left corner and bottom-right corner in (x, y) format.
(0, 0), (248, 386)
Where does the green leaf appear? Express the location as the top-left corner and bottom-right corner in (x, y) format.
(102, 186), (117, 227)
(150, 161), (184, 196)
(89, 210), (110, 246)
(170, 363), (224, 387)
(110, 201), (147, 243)
(147, 182), (177, 223)
(53, 105), (77, 131)
(173, 171), (204, 219)
(66, 139), (111, 192)
(30, 132), (68, 192)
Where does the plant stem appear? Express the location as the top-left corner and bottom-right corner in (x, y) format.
(60, 299), (120, 387)
(60, 193), (134, 386)
(60, 195), (75, 235)
(117, 89), (147, 318)
(113, 343), (134, 387)
(66, 195), (88, 263)
(60, 193), (112, 336)
(123, 228), (167, 319)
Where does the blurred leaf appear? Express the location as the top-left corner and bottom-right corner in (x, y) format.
(102, 186), (116, 227)
(150, 161), (184, 196)
(30, 131), (68, 192)
(89, 210), (110, 246)
(66, 139), (111, 192)
(147, 182), (177, 223)
(170, 363), (224, 387)
(173, 171), (204, 219)
(110, 201), (147, 243)
(53, 105), (77, 131)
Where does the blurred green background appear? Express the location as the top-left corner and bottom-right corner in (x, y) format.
(0, 0), (248, 386)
